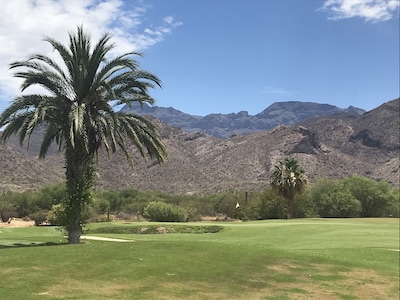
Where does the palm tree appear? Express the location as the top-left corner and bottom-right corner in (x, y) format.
(0, 26), (166, 243)
(270, 157), (307, 219)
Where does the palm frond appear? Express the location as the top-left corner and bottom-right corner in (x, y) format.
(1, 25), (166, 165)
(39, 123), (61, 158)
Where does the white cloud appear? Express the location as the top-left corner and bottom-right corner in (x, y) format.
(0, 0), (182, 105)
(320, 0), (400, 22)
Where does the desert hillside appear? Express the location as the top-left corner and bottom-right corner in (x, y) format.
(0, 99), (398, 194)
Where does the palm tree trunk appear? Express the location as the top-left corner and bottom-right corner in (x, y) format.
(286, 195), (294, 219)
(64, 143), (94, 244)
(66, 208), (82, 244)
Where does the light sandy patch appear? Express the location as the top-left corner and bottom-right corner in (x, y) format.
(0, 267), (24, 275)
(0, 218), (35, 228)
(267, 262), (302, 273)
(37, 279), (131, 298)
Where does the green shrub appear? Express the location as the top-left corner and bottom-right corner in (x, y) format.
(255, 189), (286, 219)
(386, 188), (399, 217)
(33, 182), (66, 211)
(342, 176), (392, 217)
(181, 205), (201, 222)
(0, 205), (18, 222)
(308, 177), (395, 218)
(292, 192), (317, 218)
(47, 204), (64, 225)
(317, 190), (361, 218)
(211, 190), (246, 218)
(308, 178), (359, 218)
(143, 201), (188, 222)
(29, 210), (48, 226)
(97, 214), (112, 222)
(92, 197), (110, 215)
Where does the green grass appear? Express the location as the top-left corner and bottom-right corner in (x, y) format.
(0, 218), (398, 299)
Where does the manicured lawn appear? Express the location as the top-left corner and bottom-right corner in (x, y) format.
(0, 218), (398, 299)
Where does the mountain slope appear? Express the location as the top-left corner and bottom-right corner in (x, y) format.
(0, 142), (63, 191)
(0, 99), (397, 194)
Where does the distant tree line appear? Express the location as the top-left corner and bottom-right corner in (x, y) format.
(0, 176), (398, 225)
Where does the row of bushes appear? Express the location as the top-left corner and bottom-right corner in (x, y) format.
(88, 224), (223, 234)
(245, 177), (399, 219)
(0, 176), (399, 224)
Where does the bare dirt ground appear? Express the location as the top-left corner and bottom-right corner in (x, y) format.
(0, 218), (35, 228)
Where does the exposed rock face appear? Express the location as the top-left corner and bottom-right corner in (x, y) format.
(349, 99), (400, 151)
(350, 129), (382, 148)
(288, 127), (320, 155)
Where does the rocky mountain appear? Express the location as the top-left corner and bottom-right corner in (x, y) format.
(0, 142), (63, 191)
(0, 98), (398, 194)
(121, 101), (366, 138)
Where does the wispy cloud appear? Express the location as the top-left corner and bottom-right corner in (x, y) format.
(0, 0), (182, 103)
(261, 86), (290, 95)
(320, 0), (400, 22)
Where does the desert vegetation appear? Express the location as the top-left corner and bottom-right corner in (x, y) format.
(1, 175), (398, 226)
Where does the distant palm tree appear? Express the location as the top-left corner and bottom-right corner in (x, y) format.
(270, 157), (307, 219)
(0, 26), (166, 243)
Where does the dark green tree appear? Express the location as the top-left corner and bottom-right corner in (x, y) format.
(317, 189), (361, 218)
(341, 176), (392, 217)
(256, 188), (286, 219)
(0, 26), (166, 243)
(270, 157), (307, 219)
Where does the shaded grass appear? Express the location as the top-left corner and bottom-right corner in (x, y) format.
(0, 218), (398, 299)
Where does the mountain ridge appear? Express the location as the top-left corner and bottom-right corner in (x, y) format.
(120, 101), (365, 138)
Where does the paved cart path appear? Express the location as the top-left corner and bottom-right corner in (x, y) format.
(81, 236), (134, 242)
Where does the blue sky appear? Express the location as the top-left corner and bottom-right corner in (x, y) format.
(0, 0), (398, 116)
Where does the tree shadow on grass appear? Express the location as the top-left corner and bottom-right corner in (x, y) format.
(0, 241), (68, 249)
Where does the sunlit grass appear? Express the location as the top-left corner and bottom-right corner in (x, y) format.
(0, 218), (398, 299)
